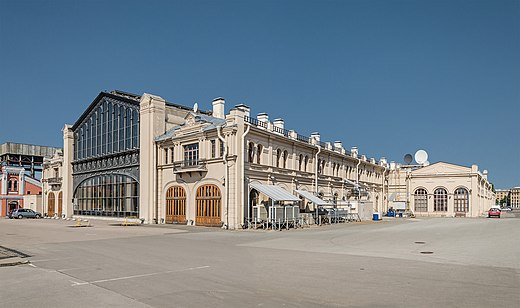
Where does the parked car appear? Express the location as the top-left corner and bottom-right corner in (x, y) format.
(488, 208), (501, 218)
(500, 207), (512, 212)
(10, 208), (42, 219)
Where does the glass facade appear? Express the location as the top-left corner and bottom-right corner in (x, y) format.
(74, 100), (139, 160)
(74, 174), (139, 217)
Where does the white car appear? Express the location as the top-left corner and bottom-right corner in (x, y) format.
(500, 207), (512, 211)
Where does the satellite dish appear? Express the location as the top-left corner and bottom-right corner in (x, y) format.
(415, 150), (428, 165)
(404, 154), (413, 164)
(193, 102), (198, 113)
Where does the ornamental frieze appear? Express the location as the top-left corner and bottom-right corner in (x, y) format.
(72, 151), (139, 175)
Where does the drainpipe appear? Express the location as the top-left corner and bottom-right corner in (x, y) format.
(382, 166), (387, 213)
(241, 124), (250, 228)
(356, 158), (362, 199)
(217, 125), (228, 229)
(154, 143), (159, 224)
(315, 145), (321, 195)
(315, 145), (321, 225)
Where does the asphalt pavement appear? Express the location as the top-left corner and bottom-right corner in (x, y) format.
(1, 214), (519, 307)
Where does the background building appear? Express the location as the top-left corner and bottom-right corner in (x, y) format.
(387, 162), (495, 217)
(495, 189), (510, 206)
(0, 142), (61, 179)
(511, 187), (520, 209)
(1, 166), (42, 216)
(41, 150), (64, 217)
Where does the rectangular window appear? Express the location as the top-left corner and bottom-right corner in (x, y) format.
(184, 143), (199, 166)
(211, 140), (216, 158)
(220, 140), (225, 157)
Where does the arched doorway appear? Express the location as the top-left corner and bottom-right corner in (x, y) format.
(48, 192), (55, 217)
(58, 192), (63, 217)
(196, 184), (222, 227)
(166, 186), (186, 224)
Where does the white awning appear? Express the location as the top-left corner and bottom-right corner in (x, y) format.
(250, 183), (300, 202)
(295, 190), (329, 205)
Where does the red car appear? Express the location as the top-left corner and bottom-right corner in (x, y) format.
(488, 208), (501, 218)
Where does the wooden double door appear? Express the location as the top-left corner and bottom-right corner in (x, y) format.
(165, 185), (222, 227)
(165, 186), (186, 224)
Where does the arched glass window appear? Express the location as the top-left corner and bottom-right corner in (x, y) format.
(276, 149), (281, 168)
(196, 184), (222, 227)
(317, 159), (322, 174)
(248, 142), (255, 163)
(434, 188), (448, 212)
(13, 180), (18, 191)
(304, 156), (309, 172)
(8, 180), (12, 191)
(74, 174), (139, 217)
(256, 144), (262, 164)
(283, 150), (288, 169)
(299, 154), (303, 171)
(414, 188), (428, 212)
(454, 188), (469, 212)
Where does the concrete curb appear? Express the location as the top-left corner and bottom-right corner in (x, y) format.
(0, 257), (29, 267)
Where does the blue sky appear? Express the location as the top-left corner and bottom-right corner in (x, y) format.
(1, 0), (518, 188)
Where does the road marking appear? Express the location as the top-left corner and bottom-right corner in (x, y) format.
(30, 257), (73, 263)
(71, 265), (210, 286)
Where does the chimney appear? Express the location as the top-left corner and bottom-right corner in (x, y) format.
(310, 132), (320, 144)
(235, 104), (250, 117)
(361, 155), (367, 161)
(483, 170), (488, 180)
(380, 157), (387, 166)
(257, 112), (269, 123)
(334, 141), (343, 152)
(351, 147), (358, 158)
(212, 97), (225, 119)
(273, 118), (284, 130)
(370, 158), (376, 164)
(390, 161), (396, 170)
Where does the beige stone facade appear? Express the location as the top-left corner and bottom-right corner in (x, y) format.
(387, 162), (495, 217)
(62, 90), (498, 228)
(153, 101), (386, 229)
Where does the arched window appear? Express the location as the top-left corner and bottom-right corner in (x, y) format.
(299, 154), (303, 171)
(317, 159), (322, 174)
(434, 188), (447, 212)
(74, 174), (139, 217)
(276, 149), (281, 168)
(454, 188), (469, 212)
(256, 144), (262, 164)
(414, 188), (428, 212)
(248, 142), (255, 163)
(196, 184), (222, 227)
(283, 150), (288, 169)
(13, 180), (18, 192)
(8, 180), (12, 191)
(166, 186), (186, 223)
(304, 156), (309, 172)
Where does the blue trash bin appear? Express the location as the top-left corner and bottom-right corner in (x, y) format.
(372, 212), (380, 221)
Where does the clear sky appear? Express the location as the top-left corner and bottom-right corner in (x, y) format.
(1, 0), (518, 188)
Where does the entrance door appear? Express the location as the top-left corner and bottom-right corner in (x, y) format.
(58, 192), (63, 216)
(195, 185), (222, 227)
(165, 186), (186, 224)
(48, 193), (55, 217)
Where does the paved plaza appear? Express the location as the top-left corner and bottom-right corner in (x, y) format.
(1, 215), (519, 307)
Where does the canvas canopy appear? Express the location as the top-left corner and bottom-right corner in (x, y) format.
(250, 183), (300, 202)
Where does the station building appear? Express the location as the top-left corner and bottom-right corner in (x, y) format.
(59, 90), (497, 226)
(60, 90), (386, 228)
